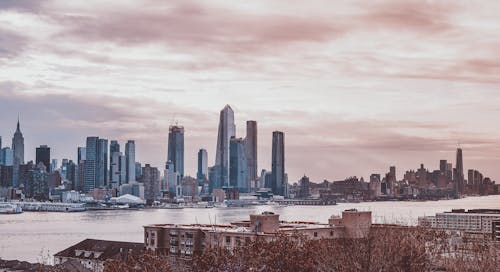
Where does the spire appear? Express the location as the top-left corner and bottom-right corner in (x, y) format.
(15, 114), (21, 133)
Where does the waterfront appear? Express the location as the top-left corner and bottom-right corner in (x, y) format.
(1, 195), (499, 263)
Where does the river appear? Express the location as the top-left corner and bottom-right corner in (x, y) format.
(1, 195), (499, 263)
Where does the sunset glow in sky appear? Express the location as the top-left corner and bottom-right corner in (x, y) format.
(1, 0), (500, 182)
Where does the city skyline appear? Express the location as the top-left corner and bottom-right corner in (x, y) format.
(0, 112), (496, 184)
(1, 1), (500, 182)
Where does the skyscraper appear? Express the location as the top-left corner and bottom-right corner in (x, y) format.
(197, 149), (208, 182)
(455, 148), (464, 193)
(271, 131), (285, 196)
(77, 147), (86, 163)
(230, 137), (248, 193)
(97, 139), (108, 188)
(84, 137), (98, 192)
(214, 105), (235, 188)
(125, 140), (136, 183)
(245, 121), (258, 191)
(168, 125), (184, 178)
(165, 160), (177, 194)
(109, 140), (120, 181)
(36, 145), (51, 171)
(1, 147), (13, 166)
(110, 151), (122, 189)
(142, 164), (160, 205)
(12, 118), (24, 187)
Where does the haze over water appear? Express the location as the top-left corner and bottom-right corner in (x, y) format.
(1, 195), (499, 263)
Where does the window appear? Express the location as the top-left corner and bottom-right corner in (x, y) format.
(314, 232), (318, 237)
(330, 231), (334, 236)
(226, 236), (231, 244)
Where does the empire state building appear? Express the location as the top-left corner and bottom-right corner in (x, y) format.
(12, 118), (24, 187)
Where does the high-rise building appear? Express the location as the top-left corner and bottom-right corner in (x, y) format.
(77, 147), (86, 163)
(197, 149), (208, 182)
(214, 105), (235, 189)
(125, 140), (136, 183)
(271, 131), (285, 196)
(12, 119), (24, 187)
(168, 125), (184, 178)
(455, 148), (464, 193)
(110, 151), (122, 189)
(83, 137), (108, 191)
(84, 137), (98, 192)
(439, 160), (447, 173)
(135, 162), (142, 180)
(119, 154), (127, 185)
(142, 164), (160, 205)
(109, 140), (120, 181)
(97, 139), (108, 188)
(51, 159), (58, 173)
(165, 160), (177, 194)
(245, 121), (258, 191)
(1, 147), (14, 166)
(230, 137), (248, 193)
(36, 145), (51, 171)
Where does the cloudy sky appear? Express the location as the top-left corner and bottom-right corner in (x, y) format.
(1, 0), (500, 183)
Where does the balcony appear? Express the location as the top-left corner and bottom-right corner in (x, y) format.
(170, 231), (178, 237)
(169, 240), (179, 246)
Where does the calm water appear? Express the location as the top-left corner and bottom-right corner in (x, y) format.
(1, 195), (499, 263)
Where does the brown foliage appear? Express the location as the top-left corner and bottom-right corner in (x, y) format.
(191, 227), (499, 272)
(104, 253), (173, 272)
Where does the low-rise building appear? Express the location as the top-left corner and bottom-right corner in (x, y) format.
(418, 209), (500, 238)
(54, 239), (144, 272)
(144, 210), (372, 260)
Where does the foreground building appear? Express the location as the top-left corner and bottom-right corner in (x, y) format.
(54, 239), (144, 272)
(418, 209), (500, 239)
(144, 210), (372, 260)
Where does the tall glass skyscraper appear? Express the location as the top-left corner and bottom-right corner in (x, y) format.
(214, 105), (235, 188)
(36, 145), (50, 171)
(125, 140), (136, 183)
(455, 148), (464, 193)
(12, 119), (24, 187)
(84, 137), (98, 192)
(245, 121), (258, 190)
(168, 125), (184, 178)
(197, 149), (208, 182)
(97, 139), (108, 188)
(271, 131), (285, 196)
(230, 137), (248, 193)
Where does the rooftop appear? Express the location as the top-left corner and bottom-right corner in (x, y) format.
(54, 239), (144, 261)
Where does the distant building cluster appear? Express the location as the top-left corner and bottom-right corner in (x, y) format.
(288, 148), (498, 202)
(0, 105), (289, 204)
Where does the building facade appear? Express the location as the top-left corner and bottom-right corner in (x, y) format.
(125, 140), (135, 183)
(271, 131), (285, 196)
(245, 121), (258, 191)
(213, 105), (235, 189)
(229, 137), (248, 193)
(168, 125), (184, 178)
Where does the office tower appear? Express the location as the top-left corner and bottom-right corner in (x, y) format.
(12, 119), (24, 187)
(439, 160), (447, 173)
(110, 151), (122, 189)
(260, 169), (268, 188)
(214, 105), (236, 188)
(197, 149), (208, 182)
(32, 163), (49, 200)
(455, 148), (464, 193)
(66, 160), (76, 189)
(142, 164), (160, 205)
(109, 140), (120, 181)
(1, 147), (14, 166)
(245, 121), (258, 190)
(135, 162), (142, 180)
(0, 136), (2, 152)
(19, 162), (34, 196)
(84, 137), (98, 192)
(51, 159), (58, 173)
(35, 145), (50, 171)
(271, 131), (285, 196)
(97, 139), (108, 188)
(125, 140), (136, 183)
(119, 154), (127, 185)
(0, 165), (13, 187)
(446, 163), (453, 181)
(168, 125), (184, 178)
(77, 147), (86, 163)
(165, 161), (178, 197)
(230, 137), (248, 193)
